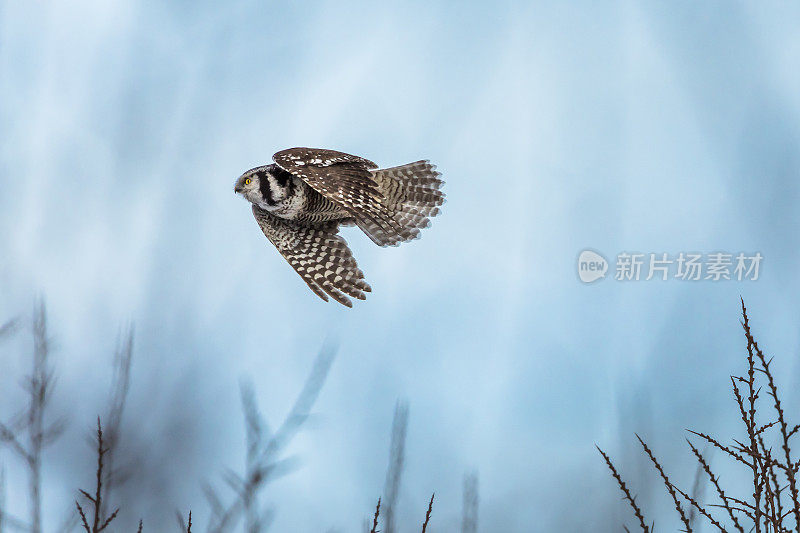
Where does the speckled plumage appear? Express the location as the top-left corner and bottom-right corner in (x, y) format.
(235, 148), (445, 307)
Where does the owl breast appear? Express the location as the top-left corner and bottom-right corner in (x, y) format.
(268, 177), (350, 224)
(268, 175), (307, 219)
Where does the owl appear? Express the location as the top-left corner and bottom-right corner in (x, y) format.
(234, 148), (445, 307)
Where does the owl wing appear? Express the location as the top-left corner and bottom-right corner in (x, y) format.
(273, 148), (408, 245)
(252, 205), (371, 307)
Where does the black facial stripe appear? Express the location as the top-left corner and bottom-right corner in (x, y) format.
(272, 166), (292, 187)
(258, 171), (276, 205)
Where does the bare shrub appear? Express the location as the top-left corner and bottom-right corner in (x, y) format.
(599, 300), (800, 532)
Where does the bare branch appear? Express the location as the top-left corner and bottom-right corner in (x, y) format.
(636, 434), (691, 532)
(75, 420), (119, 533)
(421, 493), (434, 533)
(686, 439), (744, 532)
(742, 299), (800, 532)
(596, 446), (649, 532)
(369, 498), (380, 533)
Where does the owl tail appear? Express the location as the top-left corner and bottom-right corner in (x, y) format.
(356, 161), (446, 247)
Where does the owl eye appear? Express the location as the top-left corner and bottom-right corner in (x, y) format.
(244, 178), (252, 185)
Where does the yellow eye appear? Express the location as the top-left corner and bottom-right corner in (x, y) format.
(244, 178), (251, 185)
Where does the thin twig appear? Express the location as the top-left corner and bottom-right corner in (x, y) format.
(75, 419), (119, 533)
(421, 494), (434, 533)
(370, 498), (380, 533)
(743, 321), (764, 533)
(687, 449), (706, 528)
(670, 483), (727, 532)
(686, 430), (753, 468)
(636, 434), (691, 532)
(686, 439), (744, 532)
(596, 446), (649, 532)
(76, 502), (90, 533)
(743, 299), (800, 532)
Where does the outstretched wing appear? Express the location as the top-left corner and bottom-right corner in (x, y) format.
(273, 148), (408, 245)
(252, 205), (371, 307)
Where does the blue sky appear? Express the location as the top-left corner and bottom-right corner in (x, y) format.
(2, 1), (800, 531)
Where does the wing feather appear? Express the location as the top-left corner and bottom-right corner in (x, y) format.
(273, 148), (409, 244)
(252, 205), (371, 307)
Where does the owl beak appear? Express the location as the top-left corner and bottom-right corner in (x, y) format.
(234, 185), (242, 194)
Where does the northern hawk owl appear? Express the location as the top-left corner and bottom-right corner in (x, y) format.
(234, 148), (445, 307)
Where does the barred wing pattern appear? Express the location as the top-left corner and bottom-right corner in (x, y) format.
(369, 161), (445, 245)
(273, 148), (413, 246)
(252, 205), (371, 307)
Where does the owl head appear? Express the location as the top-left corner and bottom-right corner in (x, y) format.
(234, 164), (293, 209)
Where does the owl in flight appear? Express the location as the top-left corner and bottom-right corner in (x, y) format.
(234, 148), (445, 307)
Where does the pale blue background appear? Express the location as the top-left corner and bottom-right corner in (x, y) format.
(2, 1), (800, 531)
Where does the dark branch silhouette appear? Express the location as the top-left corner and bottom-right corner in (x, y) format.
(421, 493), (434, 533)
(75, 419), (119, 533)
(599, 300), (800, 532)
